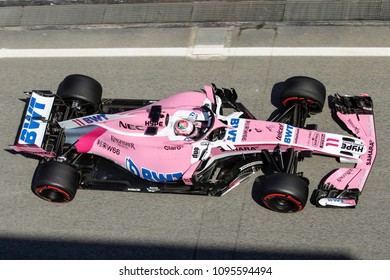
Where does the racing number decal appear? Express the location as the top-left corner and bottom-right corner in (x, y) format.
(325, 138), (340, 147)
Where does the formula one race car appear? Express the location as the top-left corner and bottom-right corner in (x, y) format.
(10, 75), (376, 213)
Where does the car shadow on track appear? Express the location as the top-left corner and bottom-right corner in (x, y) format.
(0, 236), (351, 260)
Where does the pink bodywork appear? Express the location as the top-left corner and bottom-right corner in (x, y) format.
(12, 86), (376, 200)
(59, 87), (376, 192)
(321, 110), (376, 191)
(65, 86), (220, 183)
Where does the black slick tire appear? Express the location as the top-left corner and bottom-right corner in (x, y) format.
(32, 161), (80, 203)
(259, 173), (309, 213)
(280, 76), (326, 114)
(57, 74), (102, 113)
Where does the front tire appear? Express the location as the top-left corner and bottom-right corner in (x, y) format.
(280, 76), (326, 114)
(259, 173), (309, 213)
(32, 161), (80, 203)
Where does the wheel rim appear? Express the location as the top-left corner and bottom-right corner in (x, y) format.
(34, 185), (71, 203)
(66, 99), (97, 115)
(283, 97), (322, 112)
(263, 193), (303, 213)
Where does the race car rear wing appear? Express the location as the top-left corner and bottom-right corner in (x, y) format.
(10, 91), (56, 158)
(314, 94), (377, 207)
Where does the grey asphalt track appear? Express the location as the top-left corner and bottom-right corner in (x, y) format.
(0, 25), (389, 260)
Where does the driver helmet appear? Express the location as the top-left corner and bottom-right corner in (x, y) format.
(174, 119), (195, 136)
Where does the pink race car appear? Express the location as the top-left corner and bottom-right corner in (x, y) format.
(10, 75), (376, 213)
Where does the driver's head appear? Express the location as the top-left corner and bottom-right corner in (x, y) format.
(174, 119), (195, 136)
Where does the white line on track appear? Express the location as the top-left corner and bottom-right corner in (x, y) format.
(1, 47), (390, 58)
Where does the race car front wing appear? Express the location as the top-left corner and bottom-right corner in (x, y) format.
(313, 94), (376, 208)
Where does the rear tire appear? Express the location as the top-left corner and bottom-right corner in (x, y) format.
(57, 74), (102, 114)
(280, 76), (326, 114)
(32, 161), (80, 203)
(259, 173), (309, 213)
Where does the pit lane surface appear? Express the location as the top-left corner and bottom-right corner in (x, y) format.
(0, 24), (389, 260)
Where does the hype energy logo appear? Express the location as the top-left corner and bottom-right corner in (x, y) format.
(125, 157), (182, 182)
(19, 93), (54, 145)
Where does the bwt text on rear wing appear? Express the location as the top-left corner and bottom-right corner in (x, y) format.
(10, 91), (56, 158)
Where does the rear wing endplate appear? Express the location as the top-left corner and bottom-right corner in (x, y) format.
(10, 91), (55, 157)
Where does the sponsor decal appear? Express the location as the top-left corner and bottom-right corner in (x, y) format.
(366, 140), (374, 165)
(311, 132), (325, 148)
(83, 114), (108, 124)
(319, 198), (356, 207)
(147, 186), (161, 193)
(236, 146), (257, 151)
(227, 118), (240, 142)
(125, 157), (182, 182)
(336, 168), (355, 183)
(164, 145), (182, 150)
(111, 135), (135, 150)
(293, 128), (300, 144)
(96, 139), (120, 155)
(241, 120), (251, 141)
(283, 124), (294, 144)
(347, 119), (360, 135)
(119, 121), (144, 130)
(20, 96), (46, 145)
(311, 132), (320, 147)
(192, 147), (200, 158)
(220, 146), (257, 152)
(145, 120), (163, 127)
(276, 124), (284, 141)
(127, 188), (141, 192)
(320, 134), (325, 148)
(72, 114), (109, 127)
(367, 118), (374, 137)
(341, 141), (364, 153)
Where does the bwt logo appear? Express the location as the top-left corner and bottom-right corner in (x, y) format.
(125, 157), (182, 182)
(227, 118), (240, 142)
(72, 114), (109, 127)
(283, 124), (294, 144)
(83, 114), (108, 124)
(19, 97), (46, 145)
